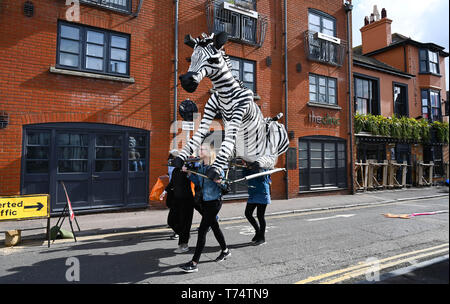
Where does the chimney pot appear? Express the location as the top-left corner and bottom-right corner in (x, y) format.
(364, 16), (369, 26)
(381, 8), (387, 18)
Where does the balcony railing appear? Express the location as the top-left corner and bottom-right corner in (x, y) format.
(206, 0), (267, 48)
(80, 0), (132, 14)
(304, 30), (347, 67)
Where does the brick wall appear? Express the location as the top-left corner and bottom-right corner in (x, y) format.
(0, 0), (352, 205)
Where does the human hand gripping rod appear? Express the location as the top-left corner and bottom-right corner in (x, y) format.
(186, 169), (257, 188)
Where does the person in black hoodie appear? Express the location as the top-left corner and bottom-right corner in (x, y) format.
(161, 158), (195, 253)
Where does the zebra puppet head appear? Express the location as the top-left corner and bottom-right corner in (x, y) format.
(179, 32), (229, 93)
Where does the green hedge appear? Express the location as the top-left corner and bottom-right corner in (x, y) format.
(354, 114), (448, 144)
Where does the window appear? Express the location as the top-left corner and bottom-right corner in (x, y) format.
(57, 21), (130, 77)
(421, 89), (441, 122)
(57, 133), (88, 173)
(95, 134), (122, 172)
(424, 145), (444, 177)
(308, 10), (336, 37)
(229, 56), (256, 92)
(419, 49), (440, 74)
(299, 136), (347, 192)
(128, 134), (147, 172)
(393, 83), (408, 117)
(354, 76), (379, 115)
(209, 0), (262, 46)
(357, 143), (386, 162)
(80, 0), (131, 13)
(305, 9), (345, 66)
(25, 131), (50, 174)
(309, 74), (337, 105)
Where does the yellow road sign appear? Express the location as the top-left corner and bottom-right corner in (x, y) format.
(0, 194), (49, 221)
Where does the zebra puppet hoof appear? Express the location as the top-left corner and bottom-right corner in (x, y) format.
(171, 157), (185, 168)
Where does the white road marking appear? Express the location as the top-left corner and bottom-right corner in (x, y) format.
(306, 214), (356, 222)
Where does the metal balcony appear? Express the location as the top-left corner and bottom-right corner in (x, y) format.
(80, 0), (132, 14)
(304, 30), (347, 67)
(206, 0), (267, 48)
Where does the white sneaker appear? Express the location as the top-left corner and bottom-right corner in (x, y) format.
(174, 244), (189, 254)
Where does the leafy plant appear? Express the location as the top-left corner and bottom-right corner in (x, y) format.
(432, 121), (449, 144)
(354, 114), (448, 144)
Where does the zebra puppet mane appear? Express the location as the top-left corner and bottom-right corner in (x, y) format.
(176, 32), (289, 181)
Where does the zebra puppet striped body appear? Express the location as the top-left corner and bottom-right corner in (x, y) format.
(176, 32), (289, 180)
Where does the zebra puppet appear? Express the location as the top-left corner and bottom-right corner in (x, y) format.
(173, 32), (289, 181)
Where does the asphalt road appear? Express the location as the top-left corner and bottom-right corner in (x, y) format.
(0, 196), (448, 284)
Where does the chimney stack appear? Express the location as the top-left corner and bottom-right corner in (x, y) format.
(360, 6), (392, 54)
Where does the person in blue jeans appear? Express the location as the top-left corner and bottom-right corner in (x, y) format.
(180, 144), (230, 273)
(244, 164), (271, 246)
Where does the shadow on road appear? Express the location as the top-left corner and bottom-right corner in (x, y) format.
(0, 229), (254, 284)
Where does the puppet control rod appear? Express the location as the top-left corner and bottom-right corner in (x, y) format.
(186, 167), (286, 188)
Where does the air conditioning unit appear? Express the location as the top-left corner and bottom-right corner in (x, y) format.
(222, 1), (258, 19)
(314, 32), (341, 44)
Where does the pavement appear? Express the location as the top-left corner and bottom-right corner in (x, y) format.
(0, 185), (448, 284)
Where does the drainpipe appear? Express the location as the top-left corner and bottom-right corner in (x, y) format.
(344, 1), (354, 194)
(174, 0), (179, 134)
(283, 0), (289, 199)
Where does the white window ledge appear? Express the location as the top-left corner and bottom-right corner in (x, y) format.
(307, 101), (342, 110)
(49, 66), (135, 83)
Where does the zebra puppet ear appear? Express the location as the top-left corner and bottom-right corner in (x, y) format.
(213, 31), (228, 50)
(184, 34), (196, 48)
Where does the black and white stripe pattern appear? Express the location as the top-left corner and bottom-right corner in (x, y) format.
(179, 33), (289, 173)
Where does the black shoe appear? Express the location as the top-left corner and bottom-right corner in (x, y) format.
(180, 261), (198, 273)
(215, 249), (231, 262)
(254, 238), (266, 246)
(251, 233), (259, 242)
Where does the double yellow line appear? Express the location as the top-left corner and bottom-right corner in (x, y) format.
(295, 243), (449, 284)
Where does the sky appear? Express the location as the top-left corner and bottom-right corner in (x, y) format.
(352, 0), (450, 90)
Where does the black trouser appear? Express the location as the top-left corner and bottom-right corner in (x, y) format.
(168, 197), (194, 245)
(192, 200), (227, 263)
(245, 203), (267, 239)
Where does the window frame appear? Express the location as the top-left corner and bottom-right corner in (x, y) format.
(353, 73), (380, 116)
(308, 8), (337, 37)
(228, 56), (256, 93)
(419, 49), (440, 75)
(393, 82), (409, 117)
(421, 89), (442, 122)
(56, 21), (131, 78)
(24, 131), (51, 175)
(308, 73), (338, 106)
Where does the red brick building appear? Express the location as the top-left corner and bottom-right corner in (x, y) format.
(352, 7), (449, 186)
(0, 0), (354, 214)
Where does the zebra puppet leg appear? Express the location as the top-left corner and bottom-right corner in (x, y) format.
(249, 118), (289, 171)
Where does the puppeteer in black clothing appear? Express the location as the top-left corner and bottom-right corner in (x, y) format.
(165, 167), (195, 253)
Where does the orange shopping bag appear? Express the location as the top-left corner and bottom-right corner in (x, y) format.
(150, 175), (168, 201)
(191, 182), (195, 197)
